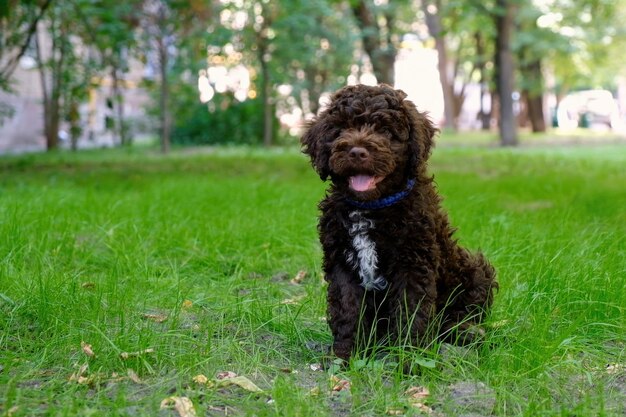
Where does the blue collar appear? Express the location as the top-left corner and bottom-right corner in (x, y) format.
(345, 179), (416, 210)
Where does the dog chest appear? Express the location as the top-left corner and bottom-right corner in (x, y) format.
(345, 210), (388, 291)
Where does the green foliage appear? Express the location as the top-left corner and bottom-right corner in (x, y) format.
(214, 0), (356, 115)
(0, 101), (15, 126)
(0, 0), (52, 90)
(271, 0), (357, 112)
(535, 0), (626, 92)
(75, 0), (140, 71)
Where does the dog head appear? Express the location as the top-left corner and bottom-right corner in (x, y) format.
(301, 84), (437, 200)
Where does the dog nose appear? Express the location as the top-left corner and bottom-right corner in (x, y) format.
(348, 147), (369, 160)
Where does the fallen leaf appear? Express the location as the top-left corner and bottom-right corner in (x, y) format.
(192, 374), (209, 384)
(160, 396), (197, 417)
(606, 363), (624, 374)
(405, 386), (433, 413)
(69, 363), (89, 383)
(309, 363), (323, 372)
(411, 403), (433, 414)
(182, 300), (193, 309)
(119, 348), (155, 360)
(127, 368), (142, 384)
(108, 372), (126, 383)
(405, 386), (430, 401)
(330, 375), (351, 392)
(280, 295), (305, 305)
(216, 375), (263, 393)
(81, 341), (95, 358)
(290, 270), (307, 284)
(69, 368), (94, 385)
(141, 313), (168, 323)
(216, 371), (238, 380)
(309, 387), (321, 397)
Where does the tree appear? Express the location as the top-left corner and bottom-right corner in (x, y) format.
(421, 0), (455, 130)
(512, 0), (626, 132)
(539, 0), (626, 97)
(254, 1), (276, 147)
(350, 0), (398, 85)
(416, 0), (501, 131)
(74, 1), (141, 146)
(208, 0), (277, 145)
(212, 0), (355, 145)
(272, 0), (355, 115)
(493, 0), (518, 145)
(32, 2), (95, 151)
(439, 0), (517, 143)
(474, 30), (493, 131)
(0, 0), (52, 90)
(1, 0), (53, 127)
(515, 5), (550, 133)
(136, 1), (211, 152)
(138, 0), (175, 153)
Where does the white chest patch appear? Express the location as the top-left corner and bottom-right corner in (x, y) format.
(346, 211), (388, 291)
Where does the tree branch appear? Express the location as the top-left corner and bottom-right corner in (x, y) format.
(0, 0), (53, 82)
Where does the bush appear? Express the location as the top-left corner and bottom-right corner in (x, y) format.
(172, 93), (271, 146)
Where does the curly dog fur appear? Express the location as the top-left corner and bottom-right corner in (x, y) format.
(301, 84), (497, 361)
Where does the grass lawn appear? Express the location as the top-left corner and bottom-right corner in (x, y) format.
(0, 143), (624, 416)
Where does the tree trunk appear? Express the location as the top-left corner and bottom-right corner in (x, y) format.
(521, 60), (546, 132)
(494, 0), (518, 146)
(35, 23), (60, 151)
(68, 100), (80, 151)
(525, 92), (546, 132)
(111, 65), (129, 146)
(352, 0), (395, 85)
(260, 53), (273, 147)
(422, 0), (455, 130)
(304, 66), (327, 115)
(159, 51), (170, 153)
(157, 8), (170, 154)
(475, 32), (491, 130)
(257, 5), (274, 147)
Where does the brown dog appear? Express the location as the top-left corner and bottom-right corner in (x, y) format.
(301, 84), (497, 361)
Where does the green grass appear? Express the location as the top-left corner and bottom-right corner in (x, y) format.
(0, 144), (624, 416)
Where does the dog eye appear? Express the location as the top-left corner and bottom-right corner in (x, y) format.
(379, 129), (392, 138)
(383, 129), (399, 141)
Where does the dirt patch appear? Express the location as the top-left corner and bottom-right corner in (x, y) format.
(440, 380), (496, 416)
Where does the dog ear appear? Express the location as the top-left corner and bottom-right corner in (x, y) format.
(300, 115), (337, 181)
(403, 99), (438, 174)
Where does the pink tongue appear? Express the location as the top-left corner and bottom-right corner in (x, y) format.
(349, 175), (376, 192)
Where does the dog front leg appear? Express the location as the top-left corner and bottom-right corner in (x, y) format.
(389, 276), (437, 348)
(326, 266), (365, 360)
